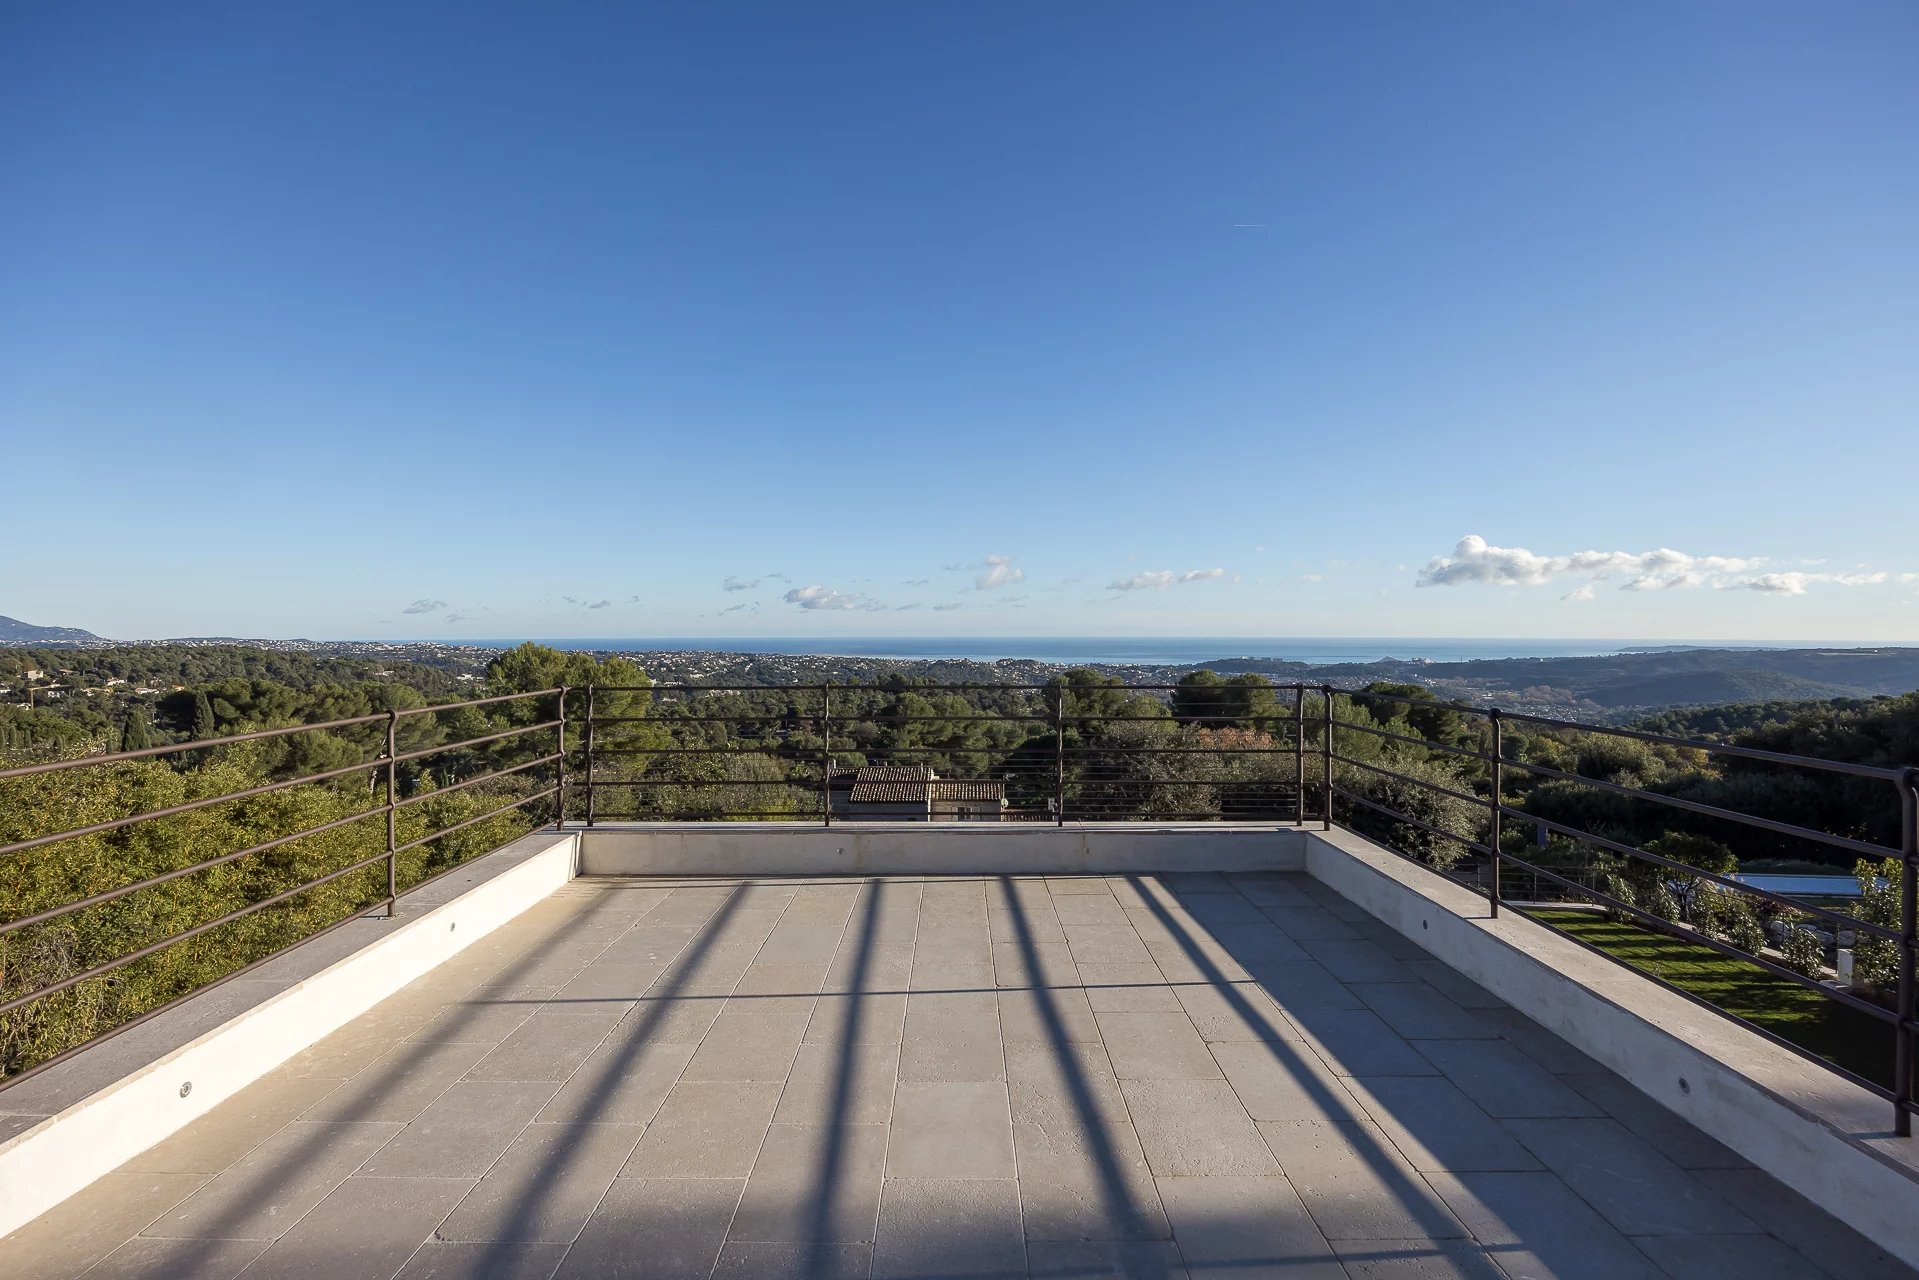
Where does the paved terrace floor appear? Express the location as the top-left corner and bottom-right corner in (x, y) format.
(3, 871), (1914, 1280)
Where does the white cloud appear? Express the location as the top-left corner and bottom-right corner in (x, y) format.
(783, 584), (881, 611)
(1417, 535), (1891, 597)
(1110, 571), (1176, 592)
(785, 584), (856, 610)
(933, 603), (963, 612)
(402, 599), (446, 615)
(586, 599), (611, 609)
(1299, 573), (1324, 584)
(1108, 567), (1229, 592)
(1741, 571), (1885, 596)
(722, 576), (759, 592)
(974, 555), (1025, 590)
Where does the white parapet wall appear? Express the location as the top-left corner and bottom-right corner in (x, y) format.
(1303, 826), (1919, 1271)
(0, 829), (579, 1240)
(576, 821), (1308, 877)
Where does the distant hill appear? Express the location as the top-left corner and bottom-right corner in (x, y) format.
(0, 616), (105, 645)
(1581, 668), (1862, 709)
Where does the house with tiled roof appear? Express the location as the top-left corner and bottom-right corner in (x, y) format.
(833, 764), (1007, 821)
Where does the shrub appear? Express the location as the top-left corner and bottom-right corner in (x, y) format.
(1333, 751), (1483, 874)
(1645, 882), (1681, 924)
(1601, 872), (1639, 923)
(1725, 896), (1767, 957)
(1851, 856), (1900, 991)
(1779, 923), (1826, 979)
(1688, 884), (1730, 939)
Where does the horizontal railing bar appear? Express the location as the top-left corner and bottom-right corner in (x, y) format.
(0, 848), (396, 1017)
(392, 787), (555, 854)
(1509, 810), (1896, 939)
(578, 777), (1306, 790)
(0, 806), (385, 935)
(0, 711), (391, 779)
(1329, 716), (1494, 762)
(1330, 752), (1487, 807)
(396, 688), (562, 715)
(0, 754), (391, 860)
(0, 688), (566, 783)
(1331, 786), (1492, 853)
(1498, 754), (1897, 859)
(1338, 687), (1485, 716)
(388, 719), (562, 766)
(588, 744), (1301, 757)
(0, 889), (381, 1093)
(1495, 849), (1902, 1028)
(390, 753), (561, 809)
(592, 712), (1302, 727)
(580, 779), (824, 788)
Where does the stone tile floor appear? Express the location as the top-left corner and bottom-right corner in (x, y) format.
(3, 871), (1913, 1280)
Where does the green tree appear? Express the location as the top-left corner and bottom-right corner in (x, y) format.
(1044, 668), (1129, 726)
(1171, 670), (1230, 725)
(119, 708), (153, 753)
(190, 691), (217, 741)
(1641, 832), (1736, 918)
(1357, 682), (1465, 745)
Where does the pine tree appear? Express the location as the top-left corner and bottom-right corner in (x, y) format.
(191, 690), (217, 741)
(120, 707), (153, 752)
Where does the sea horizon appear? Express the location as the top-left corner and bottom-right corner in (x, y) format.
(425, 636), (1895, 667)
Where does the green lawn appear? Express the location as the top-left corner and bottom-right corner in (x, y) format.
(1524, 908), (1895, 1090)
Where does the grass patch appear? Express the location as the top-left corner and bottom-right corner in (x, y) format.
(1525, 907), (1894, 1090)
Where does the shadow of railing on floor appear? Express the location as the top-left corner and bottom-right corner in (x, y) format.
(1124, 873), (1468, 1243)
(125, 885), (653, 1276)
(998, 875), (1174, 1280)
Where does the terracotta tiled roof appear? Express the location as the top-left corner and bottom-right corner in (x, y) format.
(845, 766), (1004, 804)
(930, 780), (1006, 802)
(848, 766), (934, 803)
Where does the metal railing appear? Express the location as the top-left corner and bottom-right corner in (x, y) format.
(3, 676), (1913, 1134)
(572, 679), (1916, 1132)
(1320, 684), (1916, 1136)
(0, 687), (565, 1086)
(577, 682), (1307, 825)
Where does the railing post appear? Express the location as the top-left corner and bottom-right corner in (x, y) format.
(1488, 708), (1503, 920)
(1321, 685), (1334, 830)
(821, 684), (833, 828)
(554, 685), (567, 830)
(1055, 692), (1066, 827)
(384, 708), (398, 918)
(1897, 767), (1916, 1137)
(584, 684), (596, 828)
(1294, 683), (1305, 826)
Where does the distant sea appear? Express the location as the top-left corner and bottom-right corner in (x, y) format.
(444, 637), (1806, 666)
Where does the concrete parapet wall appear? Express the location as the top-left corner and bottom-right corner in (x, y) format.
(0, 829), (579, 1239)
(575, 821), (1308, 877)
(1303, 826), (1919, 1271)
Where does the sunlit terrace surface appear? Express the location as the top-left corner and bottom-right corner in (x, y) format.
(4, 869), (1911, 1280)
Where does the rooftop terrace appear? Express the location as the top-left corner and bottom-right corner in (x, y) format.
(2, 682), (1917, 1277)
(4, 866), (1914, 1280)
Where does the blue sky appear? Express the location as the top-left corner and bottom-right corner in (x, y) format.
(4, 2), (1915, 642)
